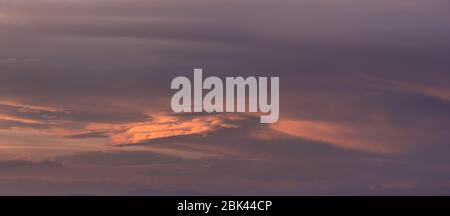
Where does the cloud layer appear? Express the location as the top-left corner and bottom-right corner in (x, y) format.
(0, 0), (449, 195)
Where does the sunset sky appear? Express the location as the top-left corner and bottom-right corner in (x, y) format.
(0, 0), (449, 195)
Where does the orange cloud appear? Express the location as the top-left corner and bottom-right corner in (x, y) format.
(0, 100), (226, 141)
(86, 113), (244, 144)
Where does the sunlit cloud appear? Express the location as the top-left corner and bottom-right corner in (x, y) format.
(269, 119), (417, 155)
(86, 113), (244, 144)
(0, 99), (249, 160)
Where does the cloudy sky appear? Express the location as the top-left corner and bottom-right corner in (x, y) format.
(0, 0), (449, 195)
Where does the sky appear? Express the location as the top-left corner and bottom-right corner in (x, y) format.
(0, 0), (449, 195)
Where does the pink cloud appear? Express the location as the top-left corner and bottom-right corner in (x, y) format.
(268, 119), (419, 155)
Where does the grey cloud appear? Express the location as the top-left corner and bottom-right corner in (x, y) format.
(64, 131), (110, 139)
(57, 151), (184, 166)
(0, 159), (62, 170)
(1, 0), (449, 106)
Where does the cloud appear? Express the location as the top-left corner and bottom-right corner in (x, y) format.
(57, 150), (183, 167)
(0, 0), (448, 195)
(0, 99), (253, 160)
(268, 119), (419, 155)
(0, 100), (66, 129)
(0, 99), (65, 116)
(0, 114), (46, 125)
(2, 0), (449, 44)
(84, 113), (244, 144)
(382, 79), (450, 102)
(0, 159), (62, 170)
(0, 98), (150, 135)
